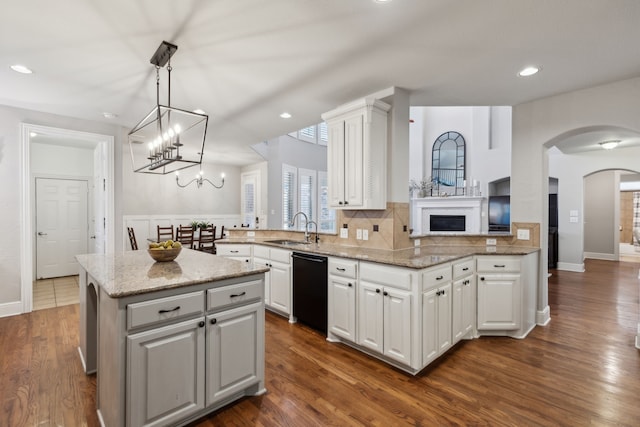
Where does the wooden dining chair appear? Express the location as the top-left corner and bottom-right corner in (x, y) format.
(127, 227), (138, 250)
(217, 225), (225, 240)
(157, 225), (174, 242)
(198, 226), (216, 254)
(175, 225), (195, 249)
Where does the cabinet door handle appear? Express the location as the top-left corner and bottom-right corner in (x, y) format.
(210, 318), (217, 325)
(344, 200), (349, 205)
(376, 289), (381, 293)
(158, 306), (180, 314)
(348, 283), (353, 287)
(198, 321), (205, 327)
(339, 201), (343, 205)
(245, 259), (249, 262)
(337, 267), (346, 272)
(383, 291), (388, 296)
(462, 267), (469, 271)
(494, 264), (505, 268)
(230, 291), (246, 298)
(436, 275), (443, 280)
(480, 277), (485, 281)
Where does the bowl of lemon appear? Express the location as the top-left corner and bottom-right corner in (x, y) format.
(148, 240), (182, 262)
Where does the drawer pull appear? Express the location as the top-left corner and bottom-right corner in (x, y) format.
(336, 267), (346, 272)
(231, 250), (239, 253)
(198, 321), (205, 327)
(230, 291), (246, 298)
(494, 264), (506, 268)
(462, 267), (469, 271)
(436, 275), (443, 280)
(158, 306), (181, 314)
(210, 318), (217, 325)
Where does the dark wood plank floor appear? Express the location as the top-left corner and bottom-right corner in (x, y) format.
(2, 259), (639, 426)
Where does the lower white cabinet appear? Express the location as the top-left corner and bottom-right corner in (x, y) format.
(358, 263), (414, 366)
(452, 258), (475, 344)
(253, 245), (292, 315)
(421, 282), (452, 366)
(124, 277), (265, 427)
(477, 273), (521, 330)
(206, 302), (263, 406)
(327, 258), (358, 342)
(127, 317), (205, 427)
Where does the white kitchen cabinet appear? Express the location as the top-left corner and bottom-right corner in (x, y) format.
(452, 258), (475, 344)
(216, 244), (252, 264)
(127, 317), (205, 427)
(206, 301), (263, 406)
(476, 253), (539, 338)
(327, 258), (358, 342)
(358, 262), (416, 367)
(322, 98), (390, 210)
(252, 245), (292, 316)
(421, 264), (453, 366)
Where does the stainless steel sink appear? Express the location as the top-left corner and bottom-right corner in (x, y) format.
(265, 239), (310, 246)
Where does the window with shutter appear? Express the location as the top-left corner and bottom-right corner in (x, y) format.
(298, 169), (316, 231)
(282, 164), (297, 229)
(241, 172), (259, 227)
(318, 122), (328, 146)
(318, 171), (335, 232)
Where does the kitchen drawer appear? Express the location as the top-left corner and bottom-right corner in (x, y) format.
(207, 279), (263, 312)
(421, 264), (451, 291)
(328, 258), (358, 278)
(269, 248), (291, 264)
(360, 262), (412, 290)
(252, 244), (269, 259)
(217, 244), (252, 257)
(127, 291), (204, 330)
(453, 258), (474, 279)
(476, 257), (520, 273)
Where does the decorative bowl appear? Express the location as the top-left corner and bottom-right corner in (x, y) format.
(147, 246), (182, 262)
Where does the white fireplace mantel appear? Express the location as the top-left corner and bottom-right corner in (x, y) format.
(412, 196), (485, 235)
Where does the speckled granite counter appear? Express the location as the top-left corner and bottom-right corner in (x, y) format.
(76, 248), (269, 297)
(216, 239), (539, 269)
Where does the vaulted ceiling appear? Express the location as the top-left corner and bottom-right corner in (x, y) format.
(3, 0), (640, 165)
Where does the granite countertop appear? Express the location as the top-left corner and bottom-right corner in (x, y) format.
(76, 249), (269, 298)
(216, 239), (540, 269)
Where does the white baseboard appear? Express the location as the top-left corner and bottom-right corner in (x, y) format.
(556, 262), (585, 272)
(537, 305), (551, 326)
(584, 252), (617, 261)
(0, 301), (23, 318)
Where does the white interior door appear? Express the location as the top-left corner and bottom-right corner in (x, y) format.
(93, 144), (106, 254)
(36, 178), (88, 279)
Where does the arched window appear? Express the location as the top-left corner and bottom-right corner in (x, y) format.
(432, 131), (465, 195)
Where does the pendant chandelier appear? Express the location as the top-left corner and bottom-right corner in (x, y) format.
(128, 41), (208, 175)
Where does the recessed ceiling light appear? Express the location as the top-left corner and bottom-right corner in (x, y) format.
(11, 64), (33, 74)
(599, 140), (620, 150)
(518, 66), (540, 77)
(280, 112), (292, 119)
(374, 0), (393, 3)
(103, 112), (118, 119)
(193, 109), (206, 115)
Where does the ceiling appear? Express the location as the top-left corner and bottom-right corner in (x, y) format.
(3, 0), (640, 165)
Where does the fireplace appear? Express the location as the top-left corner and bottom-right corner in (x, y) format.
(412, 196), (484, 234)
(430, 215), (466, 232)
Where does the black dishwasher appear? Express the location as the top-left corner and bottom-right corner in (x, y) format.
(292, 252), (328, 334)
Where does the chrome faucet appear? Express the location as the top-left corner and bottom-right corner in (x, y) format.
(290, 211), (309, 242)
(307, 220), (319, 243)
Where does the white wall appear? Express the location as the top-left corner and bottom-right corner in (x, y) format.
(31, 143), (94, 176)
(512, 75), (640, 322)
(0, 104), (124, 314)
(548, 146), (640, 269)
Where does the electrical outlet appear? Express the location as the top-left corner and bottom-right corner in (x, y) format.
(517, 229), (530, 240)
(362, 229), (369, 240)
(486, 238), (497, 246)
(414, 239), (420, 247)
(356, 229), (362, 240)
(486, 245), (497, 253)
(247, 231), (255, 237)
(340, 228), (348, 239)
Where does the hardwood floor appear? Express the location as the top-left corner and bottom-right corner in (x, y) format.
(2, 259), (639, 426)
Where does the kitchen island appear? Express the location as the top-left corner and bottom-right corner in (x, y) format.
(77, 249), (269, 427)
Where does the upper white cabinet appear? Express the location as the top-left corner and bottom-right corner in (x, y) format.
(321, 98), (390, 210)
